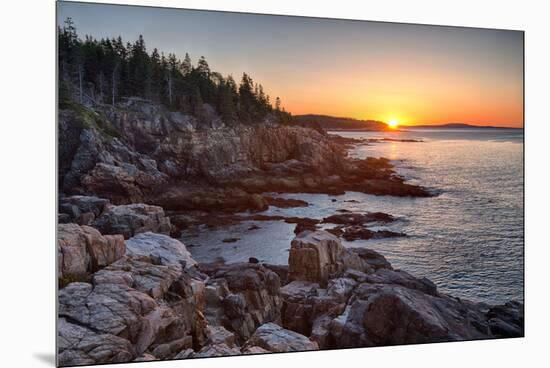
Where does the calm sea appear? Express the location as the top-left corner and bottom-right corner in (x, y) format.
(184, 128), (524, 304)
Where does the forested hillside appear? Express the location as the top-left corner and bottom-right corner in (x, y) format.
(293, 114), (388, 131)
(58, 18), (291, 125)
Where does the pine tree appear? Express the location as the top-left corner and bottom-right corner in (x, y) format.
(128, 35), (151, 98)
(150, 48), (162, 103)
(218, 79), (237, 125)
(197, 56), (210, 77)
(275, 97), (281, 111)
(181, 53), (192, 75)
(238, 73), (255, 123)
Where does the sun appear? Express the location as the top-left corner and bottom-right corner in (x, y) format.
(388, 119), (399, 129)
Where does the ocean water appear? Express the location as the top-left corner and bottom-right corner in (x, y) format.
(183, 128), (524, 305)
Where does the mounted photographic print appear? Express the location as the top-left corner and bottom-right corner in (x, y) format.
(57, 1), (524, 366)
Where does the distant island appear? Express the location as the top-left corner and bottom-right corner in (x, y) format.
(293, 114), (389, 131)
(292, 115), (522, 131)
(407, 123), (523, 129)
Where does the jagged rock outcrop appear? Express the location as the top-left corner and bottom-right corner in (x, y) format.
(200, 264), (279, 341)
(153, 187), (268, 213)
(349, 247), (393, 270)
(59, 105), (168, 203)
(58, 254), (209, 365)
(58, 223), (125, 279)
(329, 283), (488, 347)
(57, 229), (523, 366)
(281, 231), (524, 349)
(92, 203), (172, 239)
(59, 100), (431, 208)
(288, 231), (366, 287)
(59, 195), (110, 225)
(57, 252), (286, 365)
(322, 212), (394, 225)
(57, 317), (135, 366)
(125, 232), (196, 268)
(200, 262), (283, 343)
(59, 100), (342, 198)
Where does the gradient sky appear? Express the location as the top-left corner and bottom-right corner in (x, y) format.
(58, 1), (524, 127)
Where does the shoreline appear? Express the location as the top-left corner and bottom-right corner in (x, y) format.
(58, 222), (524, 366)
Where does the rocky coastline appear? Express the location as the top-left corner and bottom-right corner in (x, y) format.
(59, 98), (431, 240)
(58, 99), (523, 366)
(58, 221), (523, 366)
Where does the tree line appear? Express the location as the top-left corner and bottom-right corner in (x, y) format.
(58, 18), (291, 125)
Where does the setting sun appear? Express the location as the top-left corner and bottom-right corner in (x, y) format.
(388, 119), (399, 129)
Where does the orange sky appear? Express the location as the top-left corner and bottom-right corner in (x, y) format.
(256, 31), (524, 128)
(61, 4), (524, 128)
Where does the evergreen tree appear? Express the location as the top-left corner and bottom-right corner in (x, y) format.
(218, 78), (237, 125)
(181, 53), (192, 75)
(128, 35), (151, 98)
(150, 48), (162, 103)
(196, 56), (210, 77)
(166, 53), (178, 107)
(238, 73), (255, 123)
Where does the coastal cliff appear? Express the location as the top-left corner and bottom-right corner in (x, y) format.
(59, 99), (430, 210)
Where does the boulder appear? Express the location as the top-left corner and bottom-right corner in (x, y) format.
(173, 348), (194, 360)
(201, 263), (283, 342)
(194, 343), (241, 358)
(125, 232), (196, 268)
(328, 225), (405, 241)
(59, 281), (159, 354)
(326, 277), (358, 302)
(363, 268), (438, 296)
(244, 323), (319, 352)
(81, 163), (146, 204)
(279, 279), (354, 338)
(59, 195), (110, 219)
(93, 256), (182, 299)
(93, 203), (172, 239)
(58, 223), (125, 278)
(288, 230), (366, 286)
(76, 212), (96, 226)
(329, 283), (489, 348)
(350, 248), (393, 270)
(57, 317), (135, 366)
(206, 325), (237, 348)
(322, 212), (394, 225)
(85, 228), (125, 272)
(280, 281), (320, 334)
(168, 111), (196, 132)
(487, 301), (524, 337)
(58, 224), (89, 278)
(288, 231), (345, 286)
(150, 337), (193, 360)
